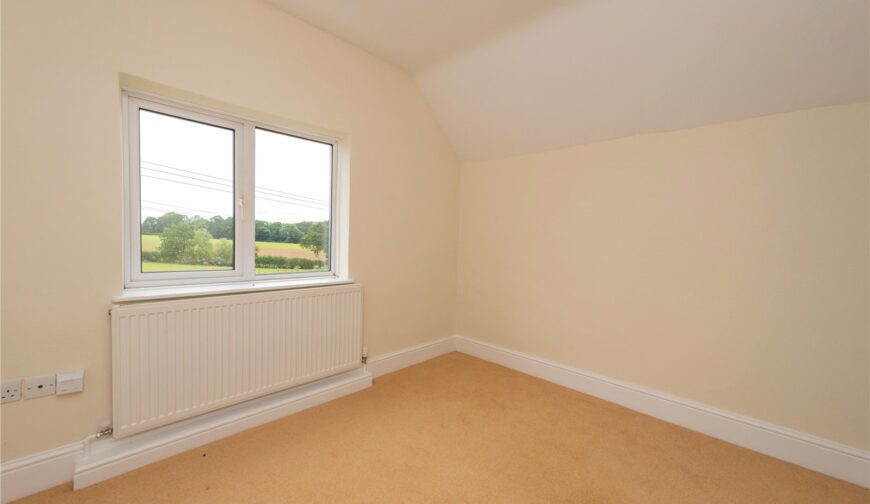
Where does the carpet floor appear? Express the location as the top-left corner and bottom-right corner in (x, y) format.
(14, 352), (868, 503)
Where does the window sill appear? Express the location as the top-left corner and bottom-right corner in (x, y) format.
(114, 276), (353, 303)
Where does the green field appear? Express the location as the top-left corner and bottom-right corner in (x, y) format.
(141, 234), (322, 274)
(142, 262), (312, 274)
(141, 234), (315, 258)
(141, 262), (232, 272)
(253, 241), (307, 251)
(140, 234), (163, 252)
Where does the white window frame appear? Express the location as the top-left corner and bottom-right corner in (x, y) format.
(122, 91), (344, 290)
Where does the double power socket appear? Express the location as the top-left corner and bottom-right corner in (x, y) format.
(1, 370), (84, 404)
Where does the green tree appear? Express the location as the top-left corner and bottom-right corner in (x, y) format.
(157, 212), (187, 232)
(255, 220), (272, 241)
(207, 216), (234, 240)
(282, 223), (302, 243)
(159, 222), (195, 262)
(214, 239), (233, 266)
(190, 216), (209, 231)
(142, 216), (161, 234)
(295, 221), (313, 236)
(191, 228), (215, 264)
(300, 222), (327, 258)
(269, 221), (285, 242)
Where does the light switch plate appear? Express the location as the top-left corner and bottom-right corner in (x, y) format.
(1, 379), (21, 404)
(56, 369), (84, 395)
(23, 375), (56, 399)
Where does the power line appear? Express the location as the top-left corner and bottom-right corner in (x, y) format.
(253, 184), (327, 204)
(142, 200), (228, 217)
(142, 206), (176, 215)
(141, 207), (224, 220)
(141, 159), (329, 204)
(142, 166), (232, 188)
(141, 160), (231, 183)
(141, 176), (329, 211)
(142, 169), (328, 209)
(260, 191), (327, 208)
(257, 196), (328, 210)
(142, 174), (232, 193)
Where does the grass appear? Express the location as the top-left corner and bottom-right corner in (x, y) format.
(141, 234), (162, 252)
(141, 235), (315, 258)
(254, 241), (306, 251)
(140, 235), (324, 274)
(141, 262), (325, 274)
(255, 267), (322, 275)
(141, 262), (232, 272)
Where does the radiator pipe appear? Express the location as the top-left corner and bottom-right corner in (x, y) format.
(82, 421), (113, 458)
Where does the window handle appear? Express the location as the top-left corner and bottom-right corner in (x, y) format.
(239, 197), (245, 220)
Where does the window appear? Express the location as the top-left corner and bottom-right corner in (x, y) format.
(124, 92), (343, 289)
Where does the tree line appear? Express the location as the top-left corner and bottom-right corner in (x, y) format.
(142, 212), (326, 244)
(142, 212), (328, 268)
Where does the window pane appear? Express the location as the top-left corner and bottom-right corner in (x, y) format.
(255, 128), (331, 275)
(139, 109), (235, 273)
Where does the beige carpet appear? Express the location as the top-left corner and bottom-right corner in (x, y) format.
(15, 352), (868, 503)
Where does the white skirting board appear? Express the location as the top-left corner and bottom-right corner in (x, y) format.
(285, 334), (870, 487)
(0, 368), (371, 503)
(453, 335), (870, 488)
(0, 442), (83, 504)
(365, 336), (456, 377)
(3, 335), (868, 502)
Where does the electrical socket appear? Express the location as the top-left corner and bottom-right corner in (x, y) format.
(23, 375), (56, 399)
(1, 379), (22, 404)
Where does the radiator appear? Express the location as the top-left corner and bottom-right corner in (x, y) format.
(110, 283), (362, 437)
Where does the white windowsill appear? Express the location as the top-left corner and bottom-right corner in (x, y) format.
(113, 276), (353, 303)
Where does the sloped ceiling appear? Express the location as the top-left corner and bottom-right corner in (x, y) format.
(268, 0), (869, 161)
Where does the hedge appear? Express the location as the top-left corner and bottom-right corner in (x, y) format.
(254, 256), (324, 270)
(142, 250), (324, 270)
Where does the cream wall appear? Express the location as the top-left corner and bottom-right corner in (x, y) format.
(2, 0), (867, 467)
(457, 103), (870, 450)
(0, 0), (459, 460)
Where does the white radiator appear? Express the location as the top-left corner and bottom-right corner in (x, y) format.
(110, 284), (362, 437)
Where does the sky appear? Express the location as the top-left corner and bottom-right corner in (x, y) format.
(139, 109), (332, 225)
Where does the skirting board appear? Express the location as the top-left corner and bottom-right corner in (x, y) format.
(365, 336), (457, 378)
(0, 442), (82, 504)
(3, 334), (868, 502)
(0, 368), (371, 503)
(453, 335), (870, 488)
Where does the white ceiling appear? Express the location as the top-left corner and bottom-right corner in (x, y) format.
(267, 0), (571, 72)
(268, 0), (870, 161)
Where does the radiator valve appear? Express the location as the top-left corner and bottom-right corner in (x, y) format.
(361, 346), (368, 365)
(95, 421), (113, 439)
(83, 421), (113, 458)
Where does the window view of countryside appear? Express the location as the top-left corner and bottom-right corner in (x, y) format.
(140, 212), (329, 274)
(138, 110), (333, 276)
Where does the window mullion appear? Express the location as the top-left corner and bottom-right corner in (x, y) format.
(238, 123), (257, 280)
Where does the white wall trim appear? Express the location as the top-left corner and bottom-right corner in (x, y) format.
(454, 335), (870, 488)
(0, 369), (371, 503)
(0, 441), (82, 503)
(365, 336), (457, 377)
(73, 369), (371, 489)
(4, 334), (867, 503)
